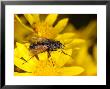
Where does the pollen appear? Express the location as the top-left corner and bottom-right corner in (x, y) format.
(35, 22), (57, 39)
(33, 60), (61, 76)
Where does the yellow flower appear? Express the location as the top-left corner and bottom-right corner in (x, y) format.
(23, 14), (68, 39)
(14, 14), (85, 76)
(14, 42), (84, 76)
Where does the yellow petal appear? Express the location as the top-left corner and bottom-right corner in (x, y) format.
(14, 42), (38, 72)
(14, 15), (33, 42)
(31, 14), (40, 23)
(60, 39), (73, 45)
(80, 20), (97, 40)
(24, 14), (35, 26)
(61, 66), (84, 76)
(45, 14), (58, 26)
(14, 72), (33, 76)
(51, 49), (72, 67)
(15, 42), (31, 59)
(72, 47), (81, 59)
(18, 15), (27, 24)
(62, 23), (77, 33)
(54, 18), (69, 34)
(14, 56), (38, 72)
(38, 51), (48, 61)
(85, 63), (97, 76)
(65, 39), (86, 49)
(55, 33), (76, 40)
(75, 43), (97, 75)
(55, 33), (77, 44)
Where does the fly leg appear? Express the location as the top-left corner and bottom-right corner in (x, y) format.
(21, 55), (35, 65)
(26, 54), (39, 63)
(20, 57), (28, 65)
(47, 51), (51, 58)
(61, 50), (71, 57)
(47, 51), (55, 66)
(34, 54), (39, 60)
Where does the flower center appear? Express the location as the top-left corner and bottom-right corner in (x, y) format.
(33, 60), (61, 76)
(35, 22), (57, 39)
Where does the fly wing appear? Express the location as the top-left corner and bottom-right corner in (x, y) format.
(30, 45), (48, 54)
